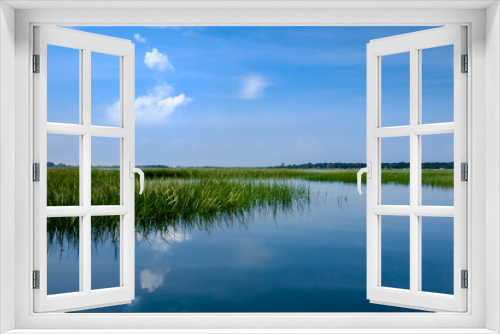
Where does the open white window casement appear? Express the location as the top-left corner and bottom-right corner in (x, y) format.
(362, 26), (467, 312)
(33, 26), (138, 312)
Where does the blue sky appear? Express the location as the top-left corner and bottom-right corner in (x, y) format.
(47, 26), (454, 167)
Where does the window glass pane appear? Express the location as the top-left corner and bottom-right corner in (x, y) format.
(421, 133), (454, 206)
(91, 52), (121, 127)
(47, 134), (80, 206)
(47, 217), (80, 295)
(381, 136), (410, 205)
(91, 137), (120, 206)
(421, 217), (454, 295)
(381, 215), (410, 290)
(421, 45), (454, 124)
(381, 52), (410, 127)
(91, 215), (121, 290)
(47, 45), (80, 124)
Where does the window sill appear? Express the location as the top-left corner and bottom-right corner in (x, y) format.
(3, 329), (497, 334)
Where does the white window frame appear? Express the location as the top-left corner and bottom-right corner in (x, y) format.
(1, 1), (499, 333)
(33, 26), (136, 313)
(366, 26), (468, 312)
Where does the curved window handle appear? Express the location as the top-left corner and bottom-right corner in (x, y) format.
(129, 162), (145, 195)
(357, 162), (371, 195)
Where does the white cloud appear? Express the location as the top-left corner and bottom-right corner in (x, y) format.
(107, 83), (192, 124)
(240, 75), (271, 100)
(144, 48), (174, 71)
(140, 268), (170, 293)
(135, 84), (192, 123)
(134, 33), (147, 44)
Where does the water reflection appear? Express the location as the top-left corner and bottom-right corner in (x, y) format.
(46, 182), (454, 312)
(140, 268), (170, 293)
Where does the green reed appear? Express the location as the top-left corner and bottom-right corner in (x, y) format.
(46, 166), (452, 249)
(143, 167), (453, 188)
(47, 167), (311, 247)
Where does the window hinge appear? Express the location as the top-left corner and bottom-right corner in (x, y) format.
(33, 163), (40, 182)
(461, 270), (468, 289)
(33, 270), (40, 289)
(461, 162), (468, 182)
(461, 54), (468, 73)
(33, 54), (40, 73)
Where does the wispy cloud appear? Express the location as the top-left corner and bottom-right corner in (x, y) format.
(107, 83), (192, 124)
(240, 75), (271, 100)
(144, 48), (174, 71)
(134, 33), (147, 43)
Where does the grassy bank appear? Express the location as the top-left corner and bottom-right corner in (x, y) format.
(46, 167), (452, 247)
(47, 168), (312, 246)
(135, 178), (310, 222)
(47, 167), (453, 208)
(142, 167), (453, 188)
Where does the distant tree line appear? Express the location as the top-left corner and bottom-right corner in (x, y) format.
(47, 162), (170, 168)
(137, 164), (170, 169)
(47, 162), (75, 168)
(48, 162), (454, 170)
(271, 162), (453, 169)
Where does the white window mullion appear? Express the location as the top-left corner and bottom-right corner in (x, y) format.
(377, 214), (382, 288)
(33, 26), (48, 309)
(409, 47), (420, 294)
(46, 123), (130, 138)
(453, 26), (468, 307)
(81, 215), (91, 294)
(416, 48), (423, 293)
(121, 46), (136, 295)
(373, 124), (454, 138)
(78, 48), (84, 293)
(119, 54), (125, 287)
(413, 123), (454, 135)
(81, 47), (92, 295)
(372, 126), (411, 138)
(365, 45), (380, 296)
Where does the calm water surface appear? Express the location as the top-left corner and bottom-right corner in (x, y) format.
(47, 182), (454, 312)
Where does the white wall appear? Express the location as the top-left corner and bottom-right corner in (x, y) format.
(0, 2), (16, 333)
(4, 4), (494, 332)
(486, 2), (500, 333)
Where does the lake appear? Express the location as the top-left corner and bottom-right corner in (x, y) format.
(47, 181), (454, 312)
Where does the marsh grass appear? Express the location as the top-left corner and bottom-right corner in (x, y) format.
(47, 168), (79, 206)
(143, 167), (453, 188)
(47, 168), (312, 248)
(46, 167), (452, 250)
(135, 178), (310, 218)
